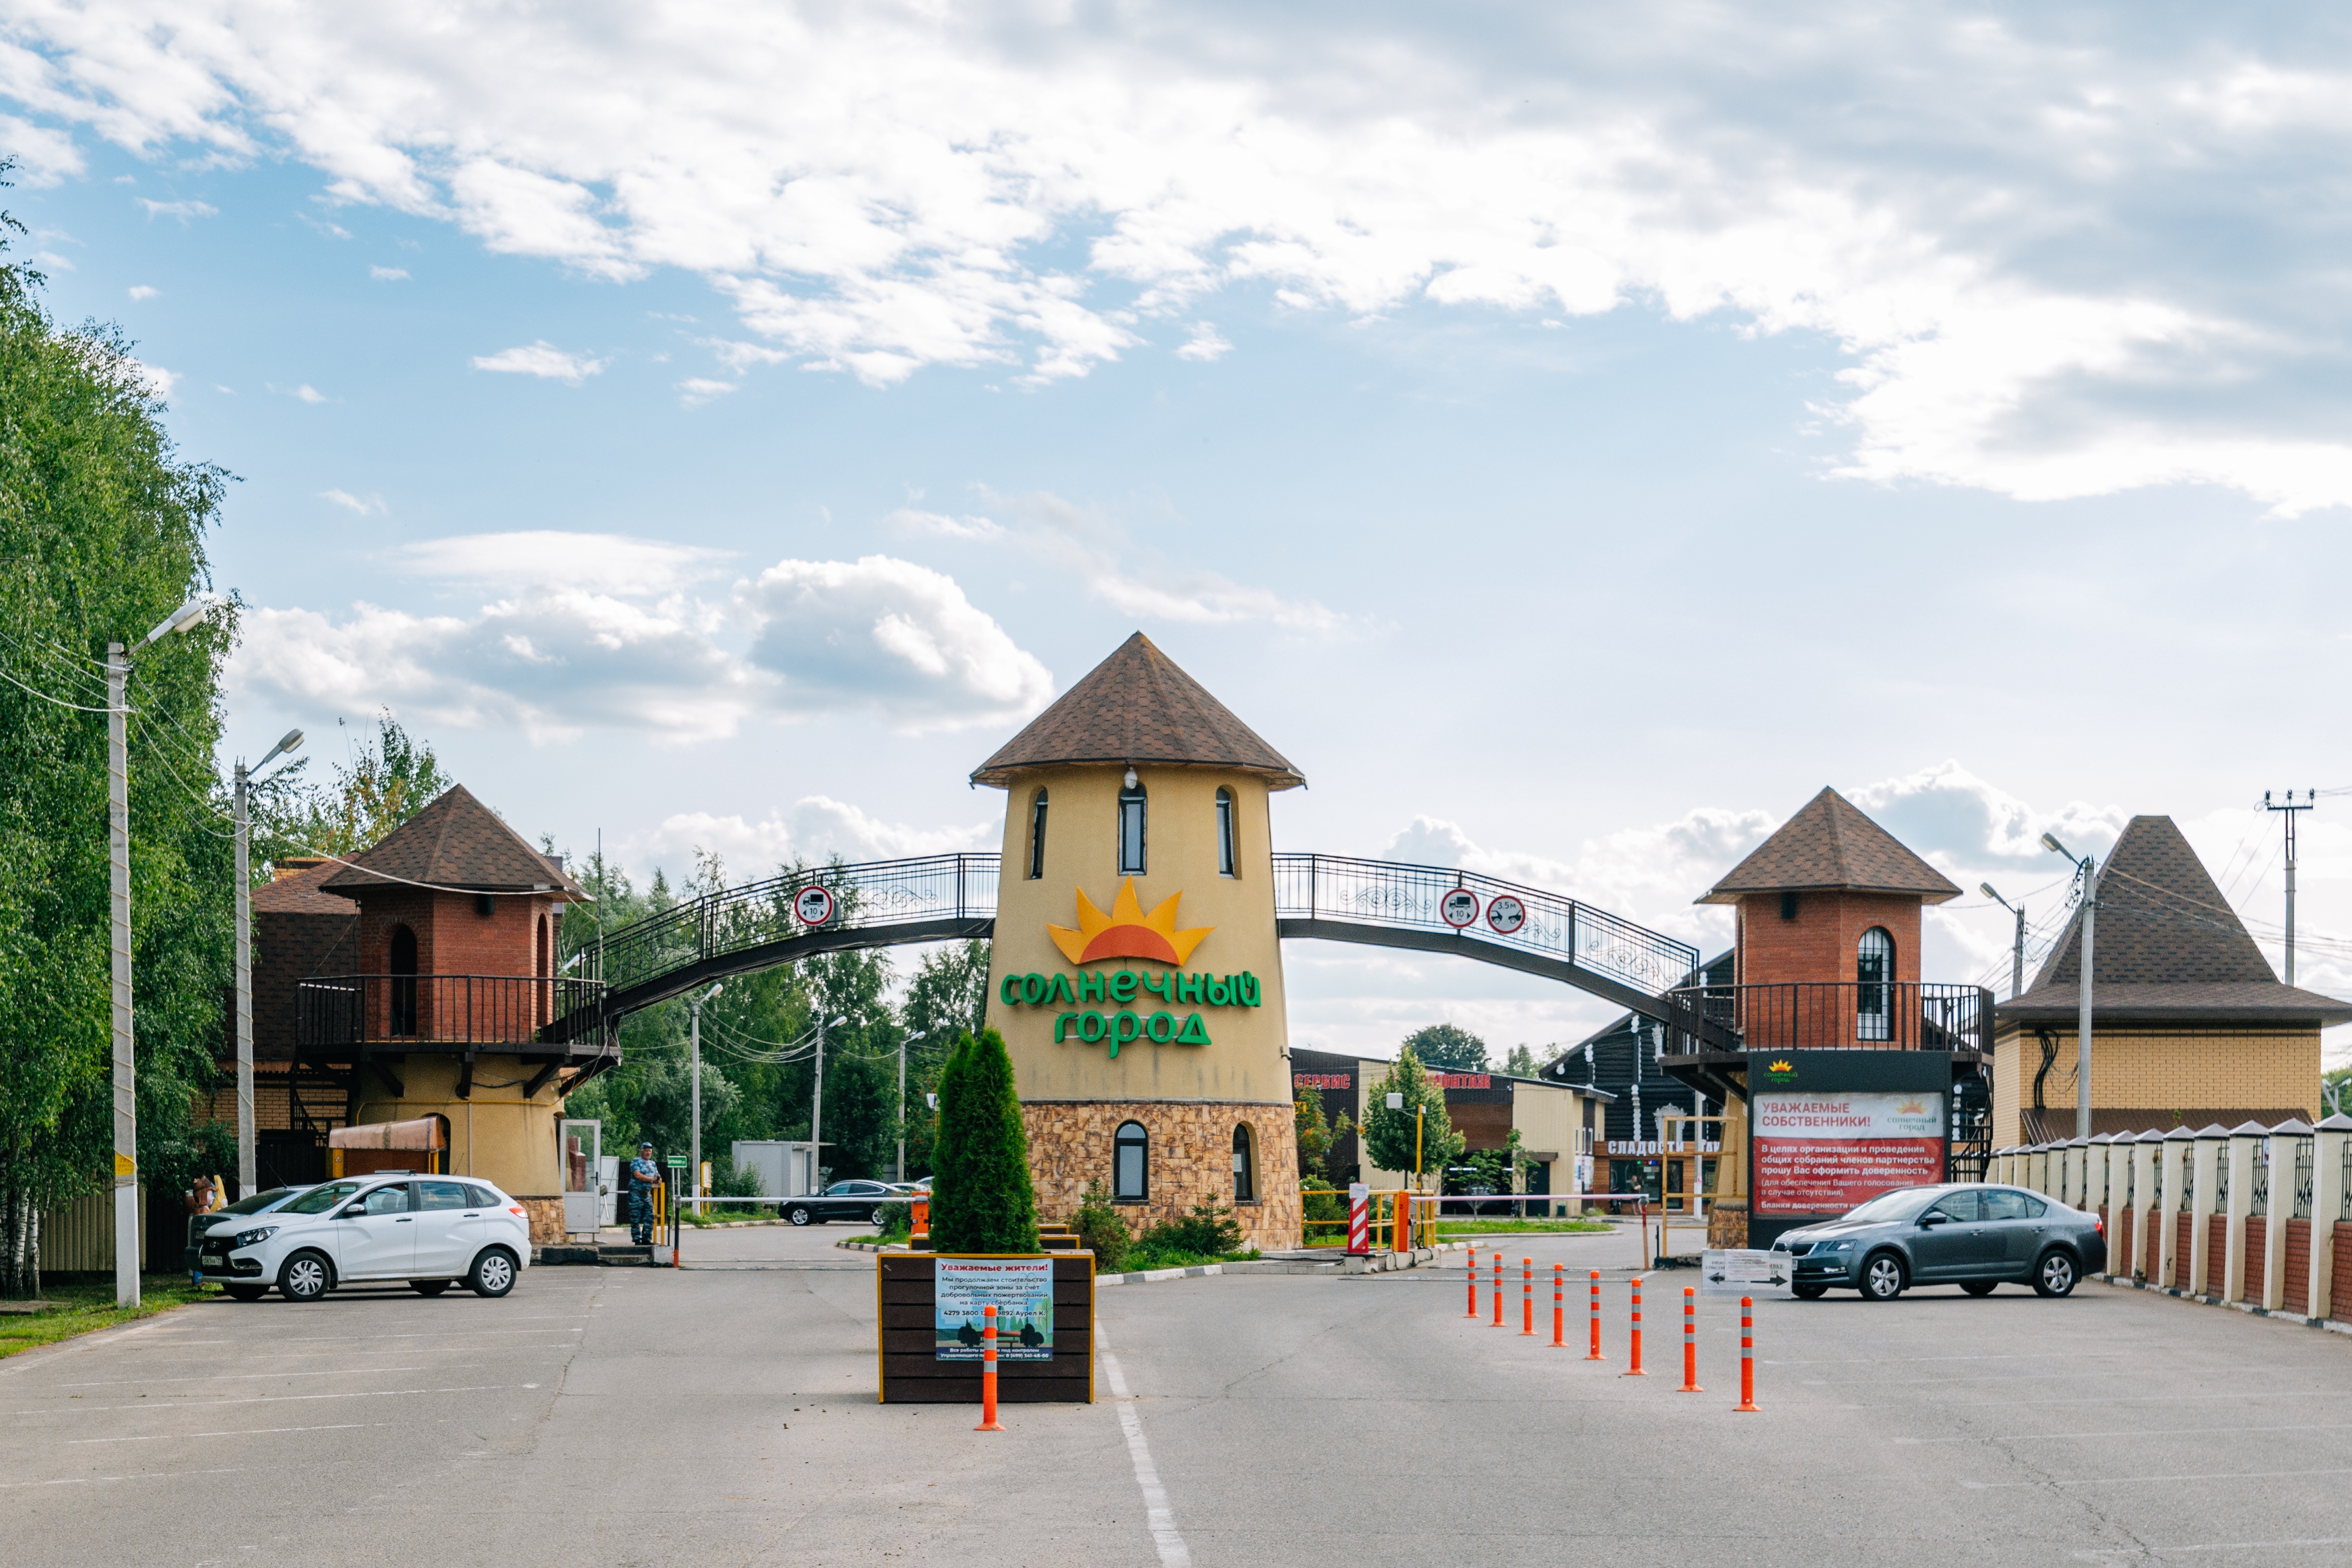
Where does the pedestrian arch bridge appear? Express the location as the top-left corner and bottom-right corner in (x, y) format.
(550, 851), (1729, 1051)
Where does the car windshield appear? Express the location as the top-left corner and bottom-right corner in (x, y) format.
(218, 1187), (295, 1215)
(1838, 1188), (1944, 1224)
(279, 1180), (365, 1215)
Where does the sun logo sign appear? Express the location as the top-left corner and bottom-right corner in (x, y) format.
(999, 878), (1261, 1057)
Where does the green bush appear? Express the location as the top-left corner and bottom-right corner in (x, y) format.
(1074, 1181), (1130, 1272)
(927, 1028), (1039, 1254)
(1138, 1202), (1243, 1260)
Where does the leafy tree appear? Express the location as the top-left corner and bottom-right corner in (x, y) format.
(1403, 1022), (1486, 1071)
(0, 178), (237, 1295)
(248, 710), (453, 872)
(904, 940), (989, 1043)
(1294, 1088), (1334, 1178)
(2324, 1066), (2351, 1121)
(1073, 1180), (1130, 1272)
(1361, 1048), (1464, 1185)
(928, 1028), (1038, 1253)
(1503, 1043), (1542, 1077)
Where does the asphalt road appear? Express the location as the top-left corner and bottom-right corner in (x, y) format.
(7, 1225), (2352, 1566)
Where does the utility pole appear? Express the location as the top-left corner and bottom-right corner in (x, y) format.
(1981, 883), (2026, 998)
(2043, 834), (2098, 1142)
(811, 1013), (846, 1188)
(896, 1031), (927, 1182)
(689, 982), (722, 1210)
(2266, 790), (2314, 986)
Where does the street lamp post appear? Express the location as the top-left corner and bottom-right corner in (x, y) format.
(2043, 833), (2099, 1142)
(688, 982), (723, 1208)
(232, 728), (305, 1198)
(897, 1031), (927, 1183)
(1980, 882), (2026, 1000)
(810, 1013), (847, 1187)
(1385, 1091), (1426, 1246)
(109, 594), (215, 1308)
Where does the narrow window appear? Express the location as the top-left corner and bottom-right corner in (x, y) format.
(1118, 774), (1147, 876)
(1857, 926), (1894, 1041)
(1216, 787), (1237, 877)
(389, 923), (419, 1038)
(1779, 891), (1799, 921)
(1115, 1120), (1149, 1201)
(1231, 1123), (1254, 1202)
(1027, 788), (1048, 880)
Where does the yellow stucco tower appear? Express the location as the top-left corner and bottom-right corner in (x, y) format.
(971, 633), (1305, 1250)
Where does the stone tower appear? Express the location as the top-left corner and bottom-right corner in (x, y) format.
(970, 632), (1304, 1250)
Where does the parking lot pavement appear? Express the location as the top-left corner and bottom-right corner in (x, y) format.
(13, 1232), (2352, 1566)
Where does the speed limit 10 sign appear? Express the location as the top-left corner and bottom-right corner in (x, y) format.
(792, 885), (836, 926)
(1438, 888), (1480, 928)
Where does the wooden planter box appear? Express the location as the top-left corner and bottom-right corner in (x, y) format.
(876, 1252), (1095, 1404)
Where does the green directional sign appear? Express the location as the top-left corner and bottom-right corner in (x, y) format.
(665, 1155), (688, 1168)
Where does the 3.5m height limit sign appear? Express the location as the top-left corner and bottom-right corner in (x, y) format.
(1752, 1091), (1946, 1214)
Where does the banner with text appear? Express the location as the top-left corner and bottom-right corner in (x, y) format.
(1753, 1091), (1945, 1214)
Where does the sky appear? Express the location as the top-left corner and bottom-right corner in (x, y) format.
(6, 3), (2352, 1065)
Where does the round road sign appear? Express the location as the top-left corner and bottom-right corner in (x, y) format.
(1438, 888), (1480, 929)
(1486, 894), (1528, 936)
(792, 885), (836, 926)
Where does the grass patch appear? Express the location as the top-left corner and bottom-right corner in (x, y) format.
(1119, 1245), (1261, 1272)
(0, 1273), (219, 1361)
(1434, 1218), (1614, 1236)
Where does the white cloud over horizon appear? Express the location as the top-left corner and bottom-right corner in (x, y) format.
(8, 6), (2352, 509)
(470, 341), (607, 383)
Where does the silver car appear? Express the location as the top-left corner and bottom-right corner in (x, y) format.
(1771, 1183), (2107, 1301)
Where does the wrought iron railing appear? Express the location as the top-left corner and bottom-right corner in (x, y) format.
(1269, 853), (1699, 997)
(1663, 981), (1993, 1054)
(299, 974), (606, 1050)
(2342, 1141), (2352, 1221)
(2292, 1138), (2314, 1219)
(2250, 1144), (2269, 1218)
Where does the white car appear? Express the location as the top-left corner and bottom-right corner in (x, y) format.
(193, 1174), (532, 1302)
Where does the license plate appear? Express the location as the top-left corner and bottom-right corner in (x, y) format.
(202, 1254), (226, 1266)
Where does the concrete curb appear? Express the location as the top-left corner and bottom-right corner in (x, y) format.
(826, 1238), (1476, 1281)
(2094, 1273), (2352, 1337)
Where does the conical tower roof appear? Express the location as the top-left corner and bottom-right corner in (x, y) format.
(1697, 786), (1959, 905)
(970, 632), (1304, 789)
(320, 783), (586, 899)
(2003, 814), (2352, 1026)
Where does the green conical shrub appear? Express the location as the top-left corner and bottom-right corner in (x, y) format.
(928, 1027), (1039, 1254)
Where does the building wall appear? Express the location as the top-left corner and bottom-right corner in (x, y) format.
(1023, 1099), (1299, 1252)
(355, 888), (559, 987)
(251, 906), (357, 1059)
(1988, 1026), (2321, 1145)
(347, 1053), (566, 1230)
(1737, 891), (1923, 988)
(1509, 1079), (1589, 1194)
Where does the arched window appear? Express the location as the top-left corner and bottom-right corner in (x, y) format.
(1857, 926), (1894, 1041)
(535, 915), (550, 978)
(1215, 787), (1237, 877)
(1114, 1120), (1149, 1201)
(1027, 788), (1048, 880)
(1117, 774), (1147, 875)
(389, 923), (419, 1038)
(1232, 1123), (1255, 1202)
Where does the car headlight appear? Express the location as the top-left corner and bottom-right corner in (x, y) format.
(1820, 1239), (1852, 1253)
(231, 1226), (278, 1249)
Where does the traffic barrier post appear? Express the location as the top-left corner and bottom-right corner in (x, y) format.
(975, 1305), (1004, 1432)
(1491, 1253), (1505, 1327)
(1521, 1258), (1534, 1336)
(1550, 1264), (1565, 1348)
(1466, 1247), (1479, 1318)
(1625, 1275), (1645, 1375)
(1585, 1269), (1603, 1361)
(1676, 1286), (1702, 1393)
(1736, 1297), (1759, 1412)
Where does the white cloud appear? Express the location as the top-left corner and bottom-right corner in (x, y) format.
(1174, 322), (1230, 362)
(129, 359), (177, 399)
(675, 376), (735, 406)
(135, 198), (215, 222)
(12, 8), (2352, 505)
(125, 283), (157, 299)
(470, 341), (607, 383)
(227, 536), (1050, 742)
(637, 796), (993, 871)
(989, 489), (1344, 631)
(29, 249), (75, 271)
(886, 508), (1005, 543)
(368, 265), (408, 280)
(268, 381), (329, 403)
(320, 489), (386, 516)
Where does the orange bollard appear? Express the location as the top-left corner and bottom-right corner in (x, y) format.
(1550, 1264), (1565, 1348)
(1466, 1247), (1479, 1318)
(1625, 1275), (1646, 1375)
(1585, 1270), (1603, 1360)
(1521, 1258), (1534, 1336)
(1676, 1286), (1703, 1393)
(975, 1305), (1004, 1431)
(1736, 1297), (1759, 1412)
(1491, 1253), (1505, 1327)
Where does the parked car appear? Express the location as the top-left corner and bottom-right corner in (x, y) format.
(782, 1179), (908, 1227)
(1771, 1183), (2106, 1301)
(192, 1174), (532, 1302)
(183, 1184), (313, 1278)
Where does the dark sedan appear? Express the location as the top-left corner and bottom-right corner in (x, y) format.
(782, 1179), (908, 1227)
(1771, 1183), (2106, 1301)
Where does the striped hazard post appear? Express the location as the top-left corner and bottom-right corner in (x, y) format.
(1736, 1297), (1760, 1412)
(1466, 1247), (1480, 1318)
(1491, 1253), (1505, 1327)
(1585, 1269), (1603, 1360)
(1521, 1258), (1535, 1336)
(1676, 1286), (1703, 1393)
(1550, 1264), (1565, 1348)
(974, 1304), (1005, 1432)
(1624, 1275), (1646, 1375)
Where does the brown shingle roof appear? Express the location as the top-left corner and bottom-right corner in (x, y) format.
(2000, 814), (2352, 1027)
(319, 783), (585, 899)
(251, 856), (356, 915)
(970, 632), (1304, 789)
(1697, 787), (1960, 905)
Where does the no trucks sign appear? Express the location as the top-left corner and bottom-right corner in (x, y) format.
(1752, 1090), (1945, 1215)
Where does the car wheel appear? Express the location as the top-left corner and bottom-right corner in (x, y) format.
(410, 1279), (452, 1297)
(468, 1247), (519, 1298)
(1792, 1283), (1829, 1300)
(1960, 1280), (1999, 1296)
(223, 1283), (269, 1302)
(1859, 1252), (1906, 1301)
(2032, 1250), (2078, 1298)
(278, 1250), (333, 1302)
(870, 1206), (888, 1228)
(786, 1204), (812, 1226)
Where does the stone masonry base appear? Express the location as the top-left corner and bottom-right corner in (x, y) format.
(1023, 1099), (1301, 1251)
